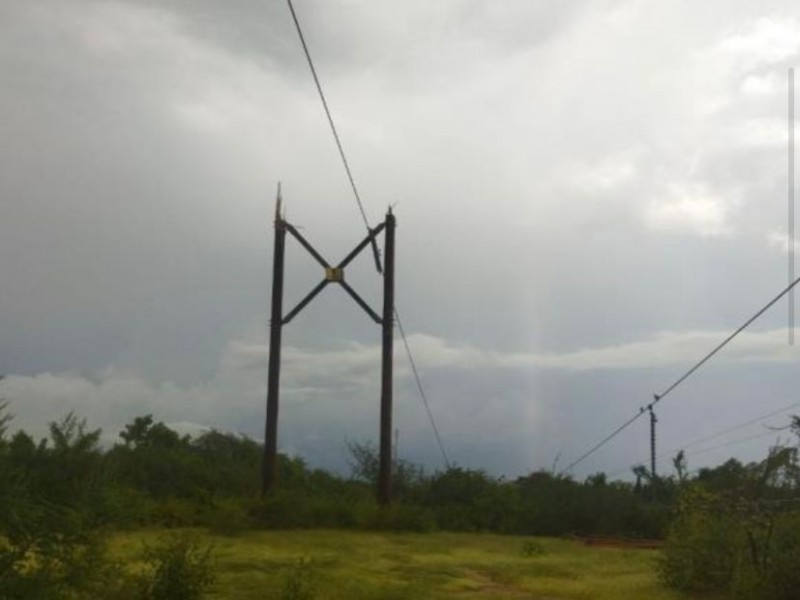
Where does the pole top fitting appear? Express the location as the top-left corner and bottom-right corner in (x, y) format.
(275, 182), (283, 223)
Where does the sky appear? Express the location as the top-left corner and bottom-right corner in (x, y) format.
(1, 0), (800, 480)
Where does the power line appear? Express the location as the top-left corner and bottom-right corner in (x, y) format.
(689, 428), (784, 459)
(395, 311), (451, 468)
(285, 0), (382, 273)
(660, 400), (800, 460)
(606, 400), (800, 479)
(285, 0), (451, 470)
(564, 273), (800, 475)
(563, 411), (647, 475)
(651, 273), (800, 409)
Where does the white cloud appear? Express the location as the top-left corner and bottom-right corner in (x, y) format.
(3, 325), (798, 474)
(6, 326), (797, 430)
(562, 152), (640, 193)
(767, 230), (800, 253)
(402, 328), (800, 371)
(740, 73), (779, 96)
(646, 184), (733, 237)
(715, 17), (800, 71)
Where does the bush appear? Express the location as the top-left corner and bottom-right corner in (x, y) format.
(521, 539), (546, 557)
(0, 503), (126, 600)
(279, 557), (318, 600)
(760, 512), (800, 600)
(251, 490), (364, 530)
(150, 497), (205, 528)
(659, 488), (739, 593)
(99, 485), (154, 527)
(730, 511), (800, 600)
(364, 503), (435, 533)
(660, 486), (800, 599)
(206, 497), (251, 536)
(136, 534), (215, 600)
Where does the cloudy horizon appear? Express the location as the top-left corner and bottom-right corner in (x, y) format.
(2, 0), (799, 481)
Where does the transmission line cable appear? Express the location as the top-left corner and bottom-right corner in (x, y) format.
(651, 273), (800, 408)
(605, 400), (800, 479)
(563, 411), (646, 475)
(395, 310), (451, 469)
(659, 399), (800, 460)
(689, 428), (784, 458)
(285, 0), (451, 469)
(285, 0), (382, 273)
(564, 273), (800, 475)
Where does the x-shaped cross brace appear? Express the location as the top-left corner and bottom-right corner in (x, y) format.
(281, 220), (387, 325)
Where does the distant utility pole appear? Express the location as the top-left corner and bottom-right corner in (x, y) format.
(262, 189), (396, 506)
(648, 405), (657, 480)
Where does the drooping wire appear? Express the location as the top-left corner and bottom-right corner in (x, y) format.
(564, 273), (800, 475)
(284, 0), (451, 469)
(395, 310), (451, 469)
(661, 399), (800, 460)
(604, 400), (800, 479)
(562, 410), (647, 475)
(651, 273), (800, 409)
(285, 0), (382, 273)
(687, 428), (784, 459)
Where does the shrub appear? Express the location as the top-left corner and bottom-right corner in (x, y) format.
(730, 511), (800, 600)
(760, 512), (800, 600)
(521, 539), (546, 557)
(279, 557), (318, 600)
(251, 490), (365, 530)
(660, 485), (800, 599)
(659, 488), (739, 593)
(364, 503), (435, 532)
(136, 534), (215, 600)
(206, 497), (251, 536)
(0, 503), (126, 600)
(149, 497), (205, 528)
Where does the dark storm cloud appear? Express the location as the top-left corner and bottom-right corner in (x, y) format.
(1, 0), (800, 476)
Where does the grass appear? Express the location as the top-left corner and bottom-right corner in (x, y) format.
(109, 529), (698, 599)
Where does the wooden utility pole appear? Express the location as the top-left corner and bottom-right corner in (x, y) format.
(649, 406), (657, 480)
(378, 210), (395, 505)
(261, 197), (396, 506)
(262, 194), (286, 496)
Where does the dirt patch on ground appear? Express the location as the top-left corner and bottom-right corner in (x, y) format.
(570, 535), (663, 550)
(457, 569), (554, 599)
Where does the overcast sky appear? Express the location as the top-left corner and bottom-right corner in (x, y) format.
(1, 0), (800, 480)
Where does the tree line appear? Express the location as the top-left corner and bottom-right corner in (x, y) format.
(1, 403), (798, 598)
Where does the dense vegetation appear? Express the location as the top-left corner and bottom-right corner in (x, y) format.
(1, 402), (798, 598)
(659, 420), (800, 600)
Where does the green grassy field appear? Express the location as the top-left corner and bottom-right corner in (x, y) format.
(110, 529), (699, 600)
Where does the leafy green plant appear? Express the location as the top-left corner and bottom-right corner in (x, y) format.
(521, 539), (546, 557)
(136, 534), (215, 600)
(280, 557), (318, 600)
(658, 487), (739, 593)
(207, 497), (251, 536)
(364, 503), (435, 532)
(0, 503), (126, 600)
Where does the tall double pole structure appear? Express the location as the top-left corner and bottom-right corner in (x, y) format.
(262, 189), (396, 506)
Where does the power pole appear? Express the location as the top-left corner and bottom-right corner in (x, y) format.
(262, 190), (286, 496)
(648, 405), (657, 480)
(261, 195), (396, 506)
(379, 210), (395, 505)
